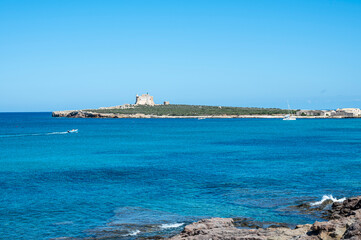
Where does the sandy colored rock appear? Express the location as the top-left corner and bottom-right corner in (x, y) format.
(170, 196), (361, 240)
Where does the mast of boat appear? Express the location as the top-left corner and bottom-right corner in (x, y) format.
(287, 101), (291, 116)
(283, 101), (296, 120)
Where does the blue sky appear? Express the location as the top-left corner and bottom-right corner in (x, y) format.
(0, 0), (360, 111)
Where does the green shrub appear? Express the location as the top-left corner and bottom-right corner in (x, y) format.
(85, 104), (292, 116)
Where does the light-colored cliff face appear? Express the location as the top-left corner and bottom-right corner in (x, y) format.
(135, 94), (155, 106)
(337, 108), (361, 117)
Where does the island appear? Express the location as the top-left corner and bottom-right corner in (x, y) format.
(52, 93), (361, 119)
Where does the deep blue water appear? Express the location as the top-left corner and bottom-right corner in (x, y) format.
(1, 113), (361, 239)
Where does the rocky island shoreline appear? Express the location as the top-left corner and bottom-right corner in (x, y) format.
(51, 108), (360, 119)
(52, 94), (361, 119)
(52, 110), (298, 119)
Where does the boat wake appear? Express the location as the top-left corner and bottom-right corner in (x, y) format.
(46, 131), (69, 135)
(310, 195), (346, 206)
(0, 131), (74, 138)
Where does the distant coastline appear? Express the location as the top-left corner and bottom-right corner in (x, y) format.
(52, 93), (361, 119)
(51, 108), (360, 119)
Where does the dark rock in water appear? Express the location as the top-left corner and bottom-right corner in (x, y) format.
(51, 238), (79, 240)
(285, 198), (335, 220)
(232, 217), (261, 229)
(329, 196), (361, 219)
(232, 217), (291, 229)
(267, 222), (290, 228)
(136, 236), (164, 240)
(170, 196), (361, 240)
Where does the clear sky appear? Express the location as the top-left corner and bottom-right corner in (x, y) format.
(1, 0), (360, 112)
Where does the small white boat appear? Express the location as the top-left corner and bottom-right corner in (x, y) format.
(283, 114), (296, 121)
(283, 102), (296, 120)
(198, 117), (206, 120)
(67, 129), (78, 133)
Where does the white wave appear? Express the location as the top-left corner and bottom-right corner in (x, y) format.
(160, 223), (184, 229)
(310, 195), (346, 206)
(52, 221), (73, 225)
(126, 230), (140, 236)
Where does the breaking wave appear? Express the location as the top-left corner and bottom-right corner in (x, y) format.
(310, 195), (346, 206)
(126, 230), (140, 236)
(160, 223), (184, 229)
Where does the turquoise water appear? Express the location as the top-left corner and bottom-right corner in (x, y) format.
(1, 113), (361, 239)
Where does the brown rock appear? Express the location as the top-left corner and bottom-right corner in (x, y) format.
(342, 222), (361, 239)
(329, 196), (361, 219)
(170, 196), (361, 240)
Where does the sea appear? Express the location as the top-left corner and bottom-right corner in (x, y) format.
(1, 112), (361, 239)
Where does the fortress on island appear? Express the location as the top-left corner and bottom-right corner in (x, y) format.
(98, 93), (169, 110)
(135, 93), (155, 106)
(135, 93), (170, 106)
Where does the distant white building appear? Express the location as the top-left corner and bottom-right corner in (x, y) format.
(337, 108), (361, 117)
(321, 110), (335, 117)
(135, 93), (155, 106)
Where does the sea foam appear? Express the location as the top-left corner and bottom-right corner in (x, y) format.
(160, 223), (184, 229)
(126, 230), (140, 236)
(310, 195), (346, 206)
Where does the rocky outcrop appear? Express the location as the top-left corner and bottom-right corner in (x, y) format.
(52, 111), (153, 118)
(52, 110), (112, 118)
(343, 222), (361, 239)
(50, 196), (361, 240)
(329, 196), (361, 219)
(52, 110), (288, 119)
(170, 196), (361, 240)
(170, 218), (311, 240)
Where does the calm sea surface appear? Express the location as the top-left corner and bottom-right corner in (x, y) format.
(1, 113), (361, 239)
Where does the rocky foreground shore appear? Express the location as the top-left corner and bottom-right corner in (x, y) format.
(53, 196), (361, 240)
(170, 196), (361, 240)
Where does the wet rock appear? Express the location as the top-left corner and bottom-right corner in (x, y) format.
(50, 238), (81, 240)
(329, 196), (361, 219)
(54, 196), (361, 240)
(137, 236), (164, 240)
(170, 196), (361, 240)
(286, 199), (334, 220)
(232, 217), (291, 229)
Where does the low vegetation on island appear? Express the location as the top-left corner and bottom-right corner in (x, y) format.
(85, 104), (295, 116)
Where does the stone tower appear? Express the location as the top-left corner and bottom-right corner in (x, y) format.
(135, 93), (155, 106)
